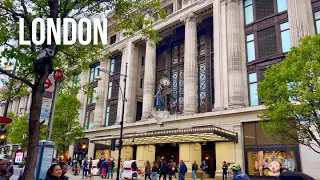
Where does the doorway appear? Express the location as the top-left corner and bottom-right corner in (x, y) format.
(155, 143), (179, 164)
(201, 142), (216, 178)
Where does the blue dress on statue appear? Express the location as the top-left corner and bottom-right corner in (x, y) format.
(156, 90), (164, 110)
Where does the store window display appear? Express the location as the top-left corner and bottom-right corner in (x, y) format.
(247, 150), (297, 177)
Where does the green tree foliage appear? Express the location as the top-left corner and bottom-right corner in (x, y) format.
(5, 112), (47, 149)
(0, 0), (165, 179)
(51, 93), (84, 154)
(258, 35), (320, 154)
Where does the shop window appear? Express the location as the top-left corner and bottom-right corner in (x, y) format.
(249, 73), (259, 106)
(247, 150), (298, 177)
(280, 22), (291, 53)
(246, 34), (256, 62)
(315, 11), (320, 34)
(110, 35), (116, 45)
(244, 0), (254, 25)
(277, 0), (287, 12)
(258, 26), (277, 58)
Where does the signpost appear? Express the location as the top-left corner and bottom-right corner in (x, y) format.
(34, 140), (55, 180)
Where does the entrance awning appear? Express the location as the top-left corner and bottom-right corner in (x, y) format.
(90, 126), (238, 146)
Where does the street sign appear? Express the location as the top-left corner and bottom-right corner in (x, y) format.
(35, 141), (55, 180)
(40, 97), (52, 125)
(45, 75), (55, 94)
(53, 69), (64, 82)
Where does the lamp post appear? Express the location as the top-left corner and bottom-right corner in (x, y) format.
(95, 63), (128, 180)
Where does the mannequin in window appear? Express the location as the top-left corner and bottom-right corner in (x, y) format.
(153, 85), (164, 111)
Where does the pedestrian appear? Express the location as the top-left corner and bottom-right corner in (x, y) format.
(178, 160), (187, 180)
(97, 157), (103, 176)
(159, 158), (164, 180)
(68, 157), (72, 167)
(60, 165), (69, 180)
(101, 158), (107, 179)
(107, 158), (113, 179)
(145, 160), (152, 180)
(230, 164), (250, 180)
(172, 161), (177, 179)
(5, 159), (13, 178)
(45, 164), (63, 180)
(151, 161), (159, 180)
(82, 160), (90, 178)
(192, 161), (198, 180)
(222, 161), (228, 180)
(161, 160), (168, 180)
(0, 157), (8, 180)
(200, 161), (208, 180)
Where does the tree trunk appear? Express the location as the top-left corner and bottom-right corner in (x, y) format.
(22, 77), (47, 180)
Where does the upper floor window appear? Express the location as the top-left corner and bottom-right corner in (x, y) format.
(315, 11), (320, 34)
(164, 4), (173, 15)
(89, 64), (100, 83)
(258, 26), (277, 58)
(249, 73), (259, 106)
(244, 0), (288, 25)
(280, 22), (291, 53)
(246, 34), (256, 62)
(110, 35), (116, 45)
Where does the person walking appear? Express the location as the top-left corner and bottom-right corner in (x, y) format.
(172, 161), (177, 179)
(60, 165), (69, 180)
(161, 160), (169, 180)
(107, 158), (113, 179)
(200, 161), (208, 180)
(222, 161), (228, 180)
(151, 161), (159, 180)
(178, 160), (187, 180)
(192, 161), (198, 180)
(5, 159), (13, 178)
(97, 158), (103, 176)
(0, 157), (8, 180)
(101, 159), (107, 179)
(230, 164), (250, 180)
(145, 161), (152, 180)
(168, 160), (174, 180)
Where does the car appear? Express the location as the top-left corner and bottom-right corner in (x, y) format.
(122, 160), (143, 179)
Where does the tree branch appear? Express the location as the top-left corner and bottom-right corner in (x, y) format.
(0, 68), (34, 89)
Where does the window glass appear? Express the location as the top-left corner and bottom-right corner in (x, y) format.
(315, 11), (320, 20)
(244, 122), (256, 145)
(281, 30), (291, 52)
(249, 73), (257, 83)
(94, 65), (100, 77)
(105, 106), (110, 126)
(245, 5), (254, 25)
(258, 26), (277, 58)
(92, 87), (98, 103)
(247, 42), (256, 62)
(280, 22), (289, 30)
(250, 83), (259, 106)
(247, 34), (254, 41)
(247, 151), (297, 176)
(108, 82), (112, 99)
(88, 110), (94, 129)
(316, 20), (320, 34)
(256, 122), (281, 145)
(244, 0), (253, 6)
(277, 0), (287, 12)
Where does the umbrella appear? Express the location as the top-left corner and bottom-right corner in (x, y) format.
(277, 171), (315, 180)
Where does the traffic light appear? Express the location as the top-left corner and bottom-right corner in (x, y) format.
(110, 139), (116, 151)
(0, 129), (7, 145)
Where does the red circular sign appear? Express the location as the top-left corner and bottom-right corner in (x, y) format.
(54, 69), (64, 82)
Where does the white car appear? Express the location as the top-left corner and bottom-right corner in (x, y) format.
(122, 160), (142, 179)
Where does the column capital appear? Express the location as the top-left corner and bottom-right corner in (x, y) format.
(180, 12), (201, 24)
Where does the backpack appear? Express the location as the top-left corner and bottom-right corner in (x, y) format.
(236, 173), (250, 180)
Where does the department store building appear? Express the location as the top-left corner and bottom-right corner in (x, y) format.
(66, 0), (320, 179)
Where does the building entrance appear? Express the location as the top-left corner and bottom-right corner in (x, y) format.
(155, 143), (179, 164)
(201, 142), (216, 178)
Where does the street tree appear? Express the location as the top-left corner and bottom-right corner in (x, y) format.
(5, 112), (47, 149)
(51, 93), (84, 154)
(0, 0), (166, 179)
(258, 35), (320, 154)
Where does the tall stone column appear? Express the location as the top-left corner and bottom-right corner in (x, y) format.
(116, 46), (127, 124)
(68, 145), (75, 158)
(87, 142), (95, 159)
(93, 60), (108, 128)
(287, 0), (315, 46)
(227, 0), (245, 107)
(124, 41), (139, 123)
(181, 12), (198, 114)
(142, 39), (156, 119)
(78, 70), (89, 126)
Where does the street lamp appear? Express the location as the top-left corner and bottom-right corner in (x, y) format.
(95, 63), (128, 180)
